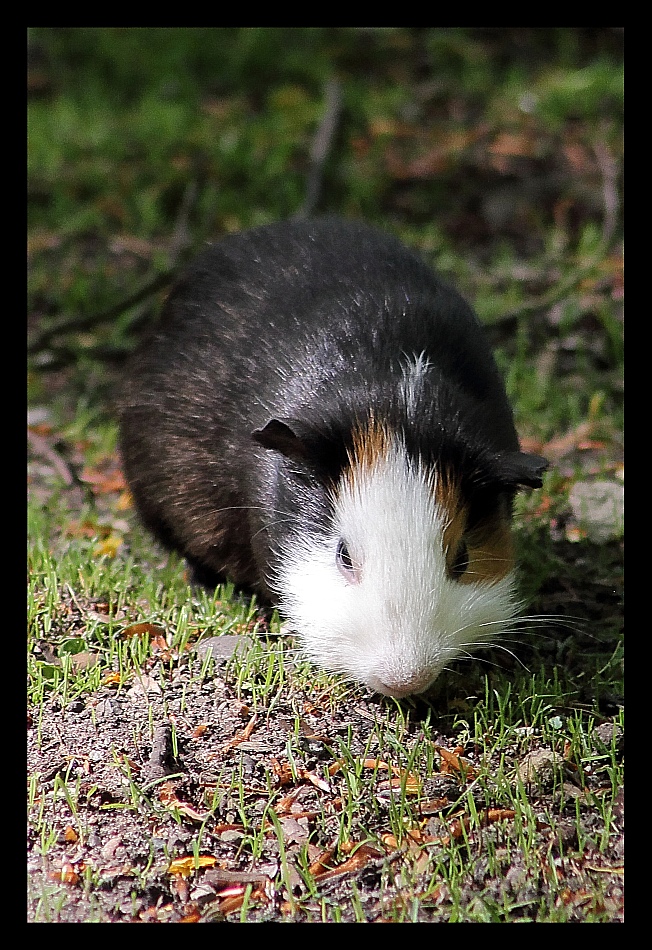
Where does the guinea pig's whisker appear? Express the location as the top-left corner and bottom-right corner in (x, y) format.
(251, 518), (294, 543)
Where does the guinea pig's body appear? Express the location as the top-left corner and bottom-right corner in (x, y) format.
(118, 217), (547, 697)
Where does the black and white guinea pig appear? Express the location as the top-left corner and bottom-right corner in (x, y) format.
(118, 217), (548, 698)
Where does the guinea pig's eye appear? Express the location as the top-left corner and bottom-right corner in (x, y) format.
(450, 540), (469, 579)
(336, 539), (358, 582)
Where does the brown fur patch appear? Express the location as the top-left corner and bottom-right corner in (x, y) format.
(462, 514), (514, 584)
(434, 472), (514, 585)
(348, 417), (394, 474)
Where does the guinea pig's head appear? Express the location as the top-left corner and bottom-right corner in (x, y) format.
(253, 417), (547, 698)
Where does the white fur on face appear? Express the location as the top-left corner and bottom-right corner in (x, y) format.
(275, 435), (518, 697)
(399, 350), (431, 420)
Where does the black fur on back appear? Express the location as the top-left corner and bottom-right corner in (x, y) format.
(118, 217), (546, 597)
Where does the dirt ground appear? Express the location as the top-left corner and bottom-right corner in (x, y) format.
(27, 564), (624, 923)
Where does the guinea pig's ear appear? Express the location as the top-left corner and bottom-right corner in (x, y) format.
(495, 451), (549, 489)
(252, 418), (314, 463)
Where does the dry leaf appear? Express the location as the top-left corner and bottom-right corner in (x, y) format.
(308, 846), (338, 877)
(297, 768), (331, 793)
(80, 463), (127, 495)
(115, 490), (134, 511)
(222, 714), (258, 752)
(449, 816), (471, 840)
(168, 855), (217, 877)
(218, 885), (267, 916)
(309, 843), (384, 882)
(159, 786), (208, 823)
(49, 862), (79, 885)
(270, 757), (295, 786)
(69, 651), (98, 671)
(485, 808), (516, 824)
(436, 746), (478, 779)
(212, 823), (246, 836)
(93, 535), (123, 558)
(121, 622), (167, 640)
(419, 797), (450, 815)
(64, 519), (100, 539)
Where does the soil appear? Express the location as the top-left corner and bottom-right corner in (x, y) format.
(27, 575), (624, 923)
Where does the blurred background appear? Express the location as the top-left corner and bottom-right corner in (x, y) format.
(27, 26), (623, 571)
(27, 28), (623, 435)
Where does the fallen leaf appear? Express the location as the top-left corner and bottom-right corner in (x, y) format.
(168, 855), (217, 877)
(275, 787), (306, 815)
(215, 885), (246, 898)
(449, 816), (471, 840)
(171, 875), (190, 903)
(64, 519), (100, 538)
(362, 757), (392, 771)
(218, 885), (267, 916)
(435, 746), (478, 779)
(309, 843), (385, 882)
(115, 489), (134, 511)
(159, 786), (208, 822)
(300, 721), (334, 743)
(382, 829), (433, 850)
(541, 421), (594, 460)
(222, 714), (258, 752)
(381, 833), (400, 849)
(127, 673), (161, 697)
(120, 622), (167, 640)
(271, 757), (295, 786)
(485, 808), (516, 824)
(212, 823), (246, 836)
(297, 768), (331, 793)
(80, 463), (127, 495)
(49, 862), (79, 885)
(93, 535), (123, 559)
(418, 797), (450, 815)
(308, 846), (338, 877)
(488, 130), (537, 158)
(278, 815), (310, 845)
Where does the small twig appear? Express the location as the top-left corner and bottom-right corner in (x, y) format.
(294, 78), (343, 219)
(142, 722), (175, 786)
(484, 266), (599, 326)
(28, 181), (199, 357)
(168, 179), (198, 265)
(487, 149), (621, 327)
(483, 134), (621, 327)
(592, 131), (620, 248)
(27, 428), (74, 485)
(27, 268), (179, 355)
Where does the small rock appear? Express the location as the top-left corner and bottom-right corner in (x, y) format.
(592, 721), (624, 755)
(195, 635), (253, 661)
(515, 748), (567, 790)
(568, 480), (624, 542)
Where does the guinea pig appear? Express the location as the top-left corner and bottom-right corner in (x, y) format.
(118, 217), (548, 698)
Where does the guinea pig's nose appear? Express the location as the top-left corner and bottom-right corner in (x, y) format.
(369, 667), (434, 698)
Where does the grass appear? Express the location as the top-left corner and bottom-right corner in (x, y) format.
(28, 508), (623, 921)
(28, 28), (623, 922)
